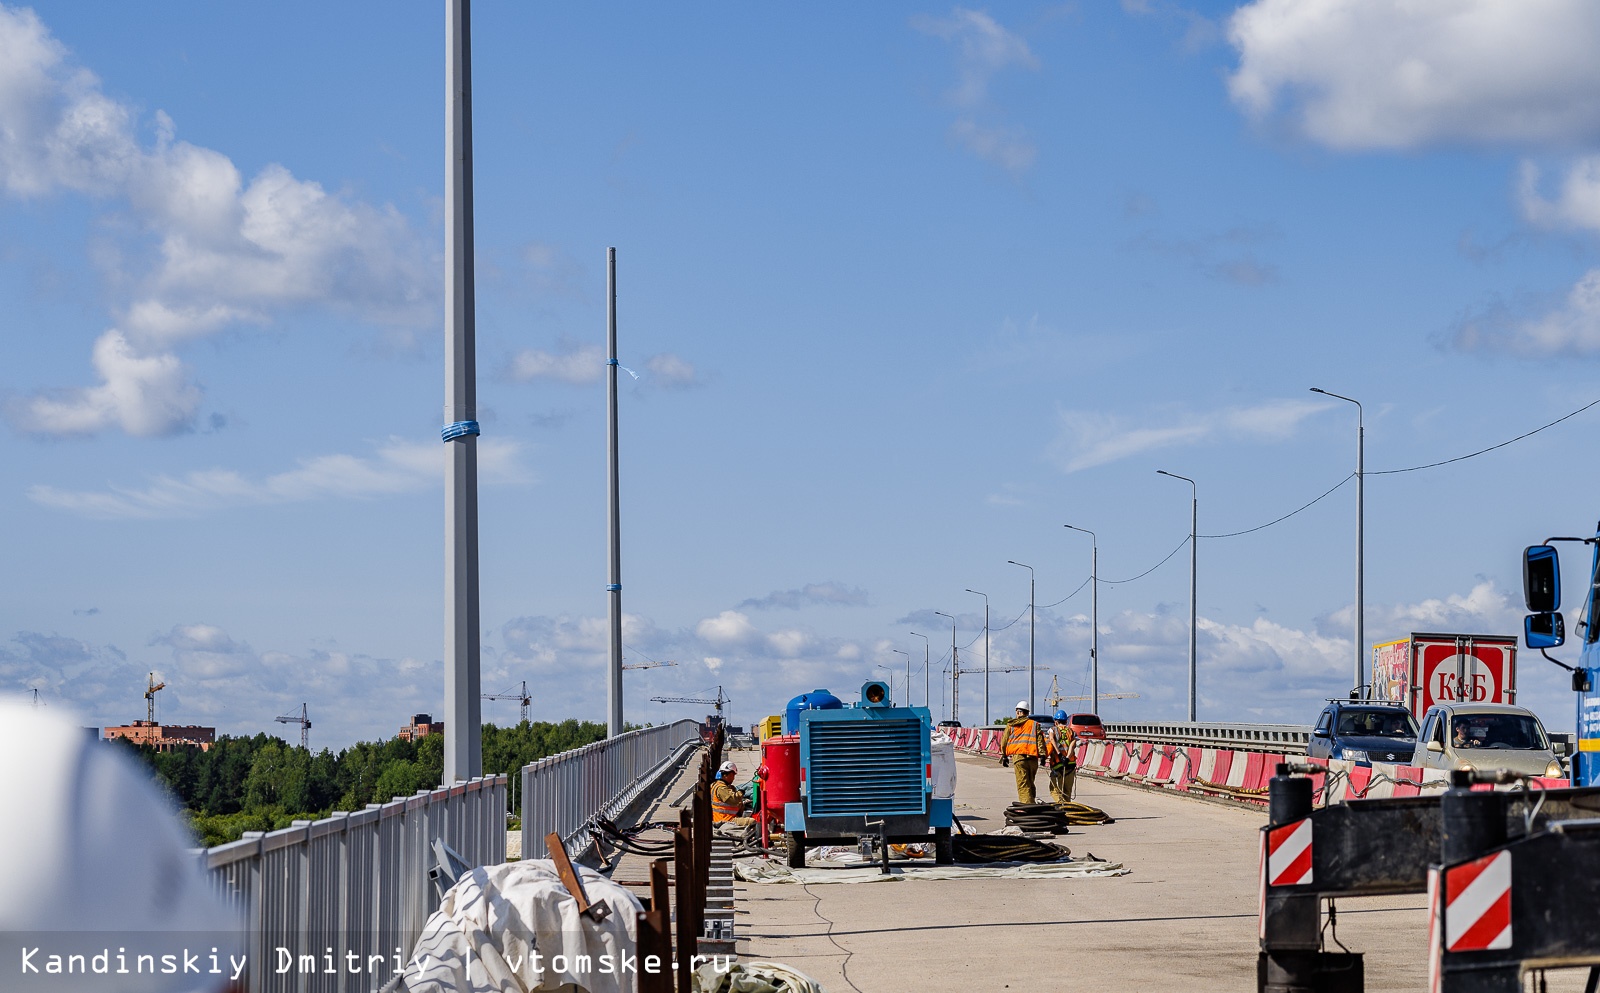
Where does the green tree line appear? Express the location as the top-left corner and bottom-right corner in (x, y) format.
(118, 720), (608, 847)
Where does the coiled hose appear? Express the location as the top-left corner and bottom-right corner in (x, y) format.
(954, 834), (1071, 864)
(1002, 801), (1115, 832)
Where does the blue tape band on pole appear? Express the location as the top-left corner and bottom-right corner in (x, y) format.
(607, 358), (619, 366)
(441, 420), (481, 442)
(606, 584), (621, 592)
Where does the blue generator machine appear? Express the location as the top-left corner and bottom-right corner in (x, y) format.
(783, 680), (954, 867)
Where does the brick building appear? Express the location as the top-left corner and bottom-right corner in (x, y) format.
(104, 720), (216, 752)
(399, 713), (444, 741)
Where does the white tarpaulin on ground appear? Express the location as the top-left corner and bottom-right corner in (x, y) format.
(693, 959), (826, 993)
(403, 861), (644, 993)
(734, 857), (1129, 884)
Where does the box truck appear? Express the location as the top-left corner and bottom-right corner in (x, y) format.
(1369, 632), (1517, 715)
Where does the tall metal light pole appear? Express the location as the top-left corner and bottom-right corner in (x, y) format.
(1006, 561), (1035, 712)
(891, 649), (911, 706)
(910, 631), (929, 707)
(934, 611), (959, 723)
(1063, 526), (1098, 714)
(1311, 387), (1365, 697)
(965, 589), (989, 725)
(1157, 471), (1198, 722)
(442, 0), (482, 784)
(605, 248), (623, 737)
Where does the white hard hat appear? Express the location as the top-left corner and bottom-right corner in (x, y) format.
(1015, 700), (1030, 712)
(718, 760), (737, 775)
(0, 698), (240, 991)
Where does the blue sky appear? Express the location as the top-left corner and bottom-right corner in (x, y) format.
(6, 1), (1600, 747)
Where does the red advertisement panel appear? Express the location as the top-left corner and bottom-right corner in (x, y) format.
(1412, 637), (1516, 715)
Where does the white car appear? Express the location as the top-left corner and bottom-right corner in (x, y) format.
(1410, 702), (1565, 779)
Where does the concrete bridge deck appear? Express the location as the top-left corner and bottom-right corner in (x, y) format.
(734, 749), (1433, 992)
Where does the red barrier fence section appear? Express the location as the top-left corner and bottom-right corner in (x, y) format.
(945, 730), (1568, 808)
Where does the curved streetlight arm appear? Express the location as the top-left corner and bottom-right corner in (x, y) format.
(1005, 561), (1036, 713)
(1311, 386), (1365, 698)
(1157, 470), (1199, 722)
(1062, 525), (1099, 713)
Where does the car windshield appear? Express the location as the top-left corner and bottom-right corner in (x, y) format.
(1335, 709), (1417, 738)
(1450, 714), (1548, 751)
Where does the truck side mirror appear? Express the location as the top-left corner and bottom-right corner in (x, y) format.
(1524, 544), (1561, 612)
(1525, 611), (1566, 650)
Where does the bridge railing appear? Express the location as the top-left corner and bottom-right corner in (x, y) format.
(521, 718), (702, 861)
(203, 773), (507, 993)
(1104, 721), (1310, 754)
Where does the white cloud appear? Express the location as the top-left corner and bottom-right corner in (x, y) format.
(1048, 398), (1330, 472)
(505, 342), (605, 385)
(8, 329), (202, 437)
(1519, 157), (1600, 232)
(739, 583), (871, 610)
(1, 623), (441, 746)
(27, 436), (526, 519)
(913, 8), (1039, 173)
(0, 6), (432, 437)
(1451, 267), (1600, 357)
(1228, 0), (1600, 150)
(644, 353), (701, 389)
(695, 611), (763, 649)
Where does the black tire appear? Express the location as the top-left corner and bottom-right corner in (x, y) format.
(786, 831), (806, 869)
(933, 826), (953, 866)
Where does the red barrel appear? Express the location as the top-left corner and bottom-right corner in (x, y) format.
(757, 734), (801, 824)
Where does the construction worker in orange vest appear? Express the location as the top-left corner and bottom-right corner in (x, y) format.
(712, 760), (755, 826)
(998, 701), (1042, 804)
(1047, 709), (1078, 804)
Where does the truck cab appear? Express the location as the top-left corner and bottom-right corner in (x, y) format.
(1410, 702), (1564, 779)
(1521, 534), (1600, 786)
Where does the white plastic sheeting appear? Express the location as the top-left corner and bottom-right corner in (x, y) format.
(404, 861), (643, 993)
(930, 728), (957, 799)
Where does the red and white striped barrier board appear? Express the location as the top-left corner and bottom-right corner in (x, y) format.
(948, 731), (1566, 811)
(1443, 850), (1512, 953)
(1266, 818), (1313, 887)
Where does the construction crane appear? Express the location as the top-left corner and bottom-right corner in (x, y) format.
(650, 685), (730, 719)
(483, 681), (532, 724)
(144, 672), (166, 723)
(1045, 675), (1138, 710)
(276, 703), (312, 750)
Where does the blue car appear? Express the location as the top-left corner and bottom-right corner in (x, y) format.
(1306, 701), (1418, 766)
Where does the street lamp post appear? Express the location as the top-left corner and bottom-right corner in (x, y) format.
(875, 664), (895, 703)
(1311, 387), (1365, 697)
(934, 611), (959, 723)
(965, 588), (989, 725)
(910, 631), (930, 707)
(1063, 525), (1098, 713)
(891, 650), (911, 706)
(1157, 470), (1198, 722)
(1006, 562), (1035, 713)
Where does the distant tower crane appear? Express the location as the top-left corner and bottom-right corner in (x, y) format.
(144, 672), (166, 723)
(1045, 675), (1138, 710)
(621, 658), (677, 670)
(483, 681), (532, 724)
(651, 685), (730, 720)
(276, 703), (312, 750)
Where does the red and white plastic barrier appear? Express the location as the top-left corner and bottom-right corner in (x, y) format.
(944, 727), (1568, 809)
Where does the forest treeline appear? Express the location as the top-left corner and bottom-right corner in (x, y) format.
(118, 720), (609, 847)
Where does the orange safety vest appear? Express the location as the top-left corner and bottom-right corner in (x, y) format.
(711, 780), (746, 822)
(1004, 719), (1041, 757)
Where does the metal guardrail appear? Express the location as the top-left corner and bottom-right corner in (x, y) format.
(521, 718), (702, 861)
(1104, 721), (1311, 753)
(204, 773), (507, 993)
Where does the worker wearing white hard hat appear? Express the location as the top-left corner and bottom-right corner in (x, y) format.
(712, 759), (753, 825)
(998, 700), (1044, 803)
(0, 697), (241, 993)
